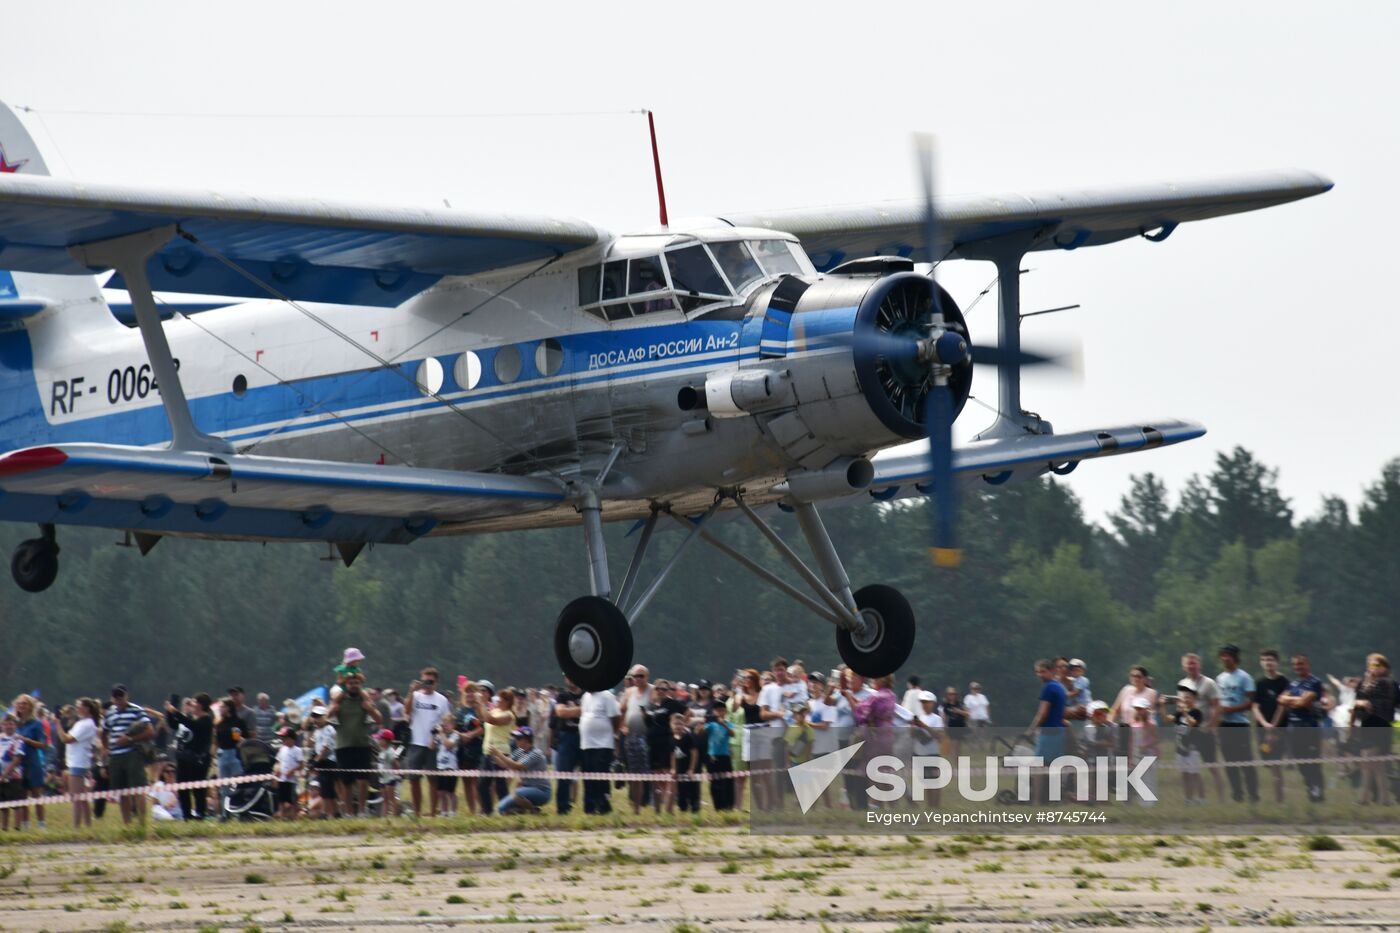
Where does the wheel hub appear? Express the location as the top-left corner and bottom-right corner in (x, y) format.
(567, 624), (601, 668)
(851, 609), (885, 653)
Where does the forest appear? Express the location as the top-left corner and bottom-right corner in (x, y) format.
(1, 446), (1395, 713)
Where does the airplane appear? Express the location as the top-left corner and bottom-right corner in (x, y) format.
(0, 102), (1330, 690)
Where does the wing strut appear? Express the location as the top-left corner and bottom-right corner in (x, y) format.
(70, 227), (233, 454)
(964, 233), (1053, 439)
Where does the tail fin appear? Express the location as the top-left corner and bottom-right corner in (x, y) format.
(0, 101), (108, 318)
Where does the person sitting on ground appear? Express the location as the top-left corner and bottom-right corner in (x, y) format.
(148, 763), (183, 821)
(489, 726), (551, 814)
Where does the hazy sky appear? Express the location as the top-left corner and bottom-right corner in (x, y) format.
(4, 2), (1397, 525)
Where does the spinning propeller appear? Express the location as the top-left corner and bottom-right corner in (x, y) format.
(840, 137), (1071, 567)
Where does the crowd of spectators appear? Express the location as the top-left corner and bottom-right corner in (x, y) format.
(0, 642), (1395, 829)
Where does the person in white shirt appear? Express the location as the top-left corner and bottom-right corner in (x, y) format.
(434, 726), (459, 817)
(274, 728), (304, 820)
(56, 698), (102, 828)
(900, 676), (925, 715)
(1178, 653), (1224, 802)
(808, 675), (842, 758)
(579, 687), (621, 815)
(148, 763), (182, 821)
(310, 706), (338, 819)
(965, 683), (991, 732)
(404, 666), (451, 819)
(912, 691), (945, 757)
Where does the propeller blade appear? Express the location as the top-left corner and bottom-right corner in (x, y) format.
(925, 381), (960, 568)
(969, 345), (1058, 368)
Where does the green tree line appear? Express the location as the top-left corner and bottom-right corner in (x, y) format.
(2, 446), (1395, 713)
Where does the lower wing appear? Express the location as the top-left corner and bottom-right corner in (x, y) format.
(0, 444), (566, 545)
(868, 419), (1205, 492)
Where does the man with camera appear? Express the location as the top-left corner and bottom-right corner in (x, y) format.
(403, 667), (450, 818)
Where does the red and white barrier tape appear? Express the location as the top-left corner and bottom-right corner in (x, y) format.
(0, 765), (776, 810)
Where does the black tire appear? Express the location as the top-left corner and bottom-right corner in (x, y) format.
(554, 595), (633, 693)
(835, 584), (915, 678)
(11, 538), (59, 593)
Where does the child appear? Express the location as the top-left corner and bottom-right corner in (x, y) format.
(434, 725), (459, 818)
(274, 727), (304, 820)
(1172, 687), (1207, 805)
(671, 713), (700, 813)
(0, 714), (26, 831)
(332, 647), (366, 699)
(375, 728), (401, 818)
(784, 703), (814, 765)
(703, 707), (736, 811)
(310, 705), (338, 819)
(1129, 696), (1159, 806)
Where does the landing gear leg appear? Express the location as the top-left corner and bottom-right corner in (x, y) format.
(555, 491), (635, 692)
(791, 501), (916, 678)
(12, 523), (60, 593)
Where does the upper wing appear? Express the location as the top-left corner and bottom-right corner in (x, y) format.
(0, 172), (605, 306)
(0, 443), (567, 544)
(719, 171), (1332, 270)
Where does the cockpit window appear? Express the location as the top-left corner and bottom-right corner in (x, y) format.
(577, 264), (601, 306)
(627, 256), (675, 315)
(665, 245), (730, 313)
(749, 239), (804, 277)
(709, 241), (764, 295)
(600, 260), (627, 301)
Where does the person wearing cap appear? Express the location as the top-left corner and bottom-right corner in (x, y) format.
(1068, 659), (1092, 710)
(1082, 700), (1115, 766)
(309, 704), (338, 818)
(1215, 644), (1259, 803)
(274, 727), (304, 820)
(404, 667), (450, 819)
(911, 691), (944, 758)
(965, 683), (991, 740)
(488, 726), (551, 814)
(374, 728), (401, 818)
(470, 684), (515, 814)
(100, 685), (155, 825)
(227, 686), (258, 739)
(1177, 653), (1224, 803)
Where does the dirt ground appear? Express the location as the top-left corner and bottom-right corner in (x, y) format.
(3, 825), (1400, 931)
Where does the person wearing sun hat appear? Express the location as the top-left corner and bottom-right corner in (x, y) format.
(487, 725), (551, 814)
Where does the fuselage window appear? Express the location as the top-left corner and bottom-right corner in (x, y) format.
(709, 241), (764, 295)
(453, 351), (483, 390)
(749, 239), (803, 277)
(416, 357), (445, 396)
(493, 345), (523, 384)
(535, 338), (564, 377)
(665, 245), (730, 312)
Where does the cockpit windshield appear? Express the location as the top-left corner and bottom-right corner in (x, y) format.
(577, 237), (812, 322)
(708, 241), (764, 295)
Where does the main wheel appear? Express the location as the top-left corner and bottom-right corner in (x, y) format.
(11, 538), (59, 593)
(835, 584), (915, 678)
(554, 595), (633, 692)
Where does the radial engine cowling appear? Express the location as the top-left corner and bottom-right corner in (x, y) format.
(850, 272), (972, 440)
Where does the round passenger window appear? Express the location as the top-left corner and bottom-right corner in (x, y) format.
(453, 351), (483, 390)
(415, 357), (444, 396)
(232, 374), (248, 398)
(535, 338), (563, 377)
(494, 345), (523, 383)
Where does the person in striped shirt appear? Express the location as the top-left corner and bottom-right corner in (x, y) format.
(101, 684), (154, 825)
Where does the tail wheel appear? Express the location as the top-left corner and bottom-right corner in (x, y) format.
(554, 595), (633, 692)
(12, 538), (59, 593)
(836, 584), (915, 678)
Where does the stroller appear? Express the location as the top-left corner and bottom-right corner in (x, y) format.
(223, 737), (276, 821)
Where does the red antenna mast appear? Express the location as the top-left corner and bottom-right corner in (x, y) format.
(647, 110), (669, 228)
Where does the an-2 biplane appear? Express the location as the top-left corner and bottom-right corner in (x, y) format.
(0, 103), (1330, 689)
